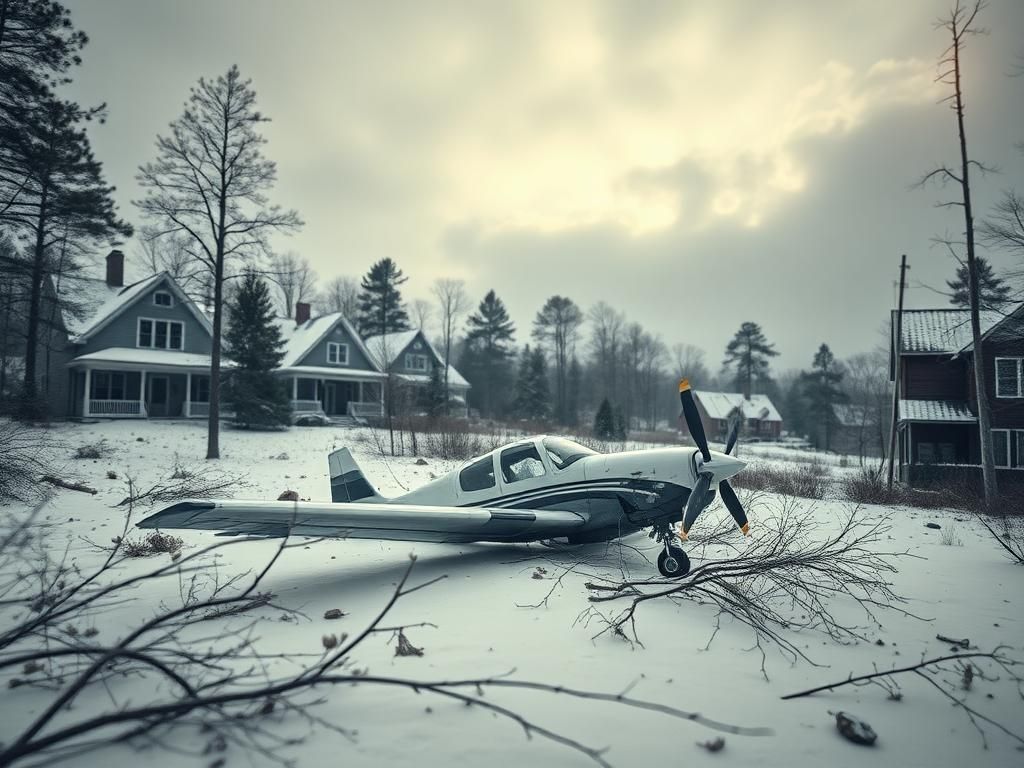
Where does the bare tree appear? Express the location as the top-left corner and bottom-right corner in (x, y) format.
(136, 225), (207, 296)
(135, 65), (302, 459)
(587, 302), (625, 404)
(321, 275), (360, 317)
(432, 278), (470, 415)
(411, 297), (434, 336)
(671, 343), (709, 388)
(534, 296), (584, 425)
(267, 251), (318, 318)
(981, 187), (1024, 289)
(919, 0), (997, 502)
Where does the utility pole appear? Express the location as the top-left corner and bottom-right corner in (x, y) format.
(887, 254), (908, 490)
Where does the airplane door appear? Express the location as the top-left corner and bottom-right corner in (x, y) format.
(496, 442), (553, 499)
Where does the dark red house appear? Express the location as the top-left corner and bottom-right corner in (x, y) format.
(891, 305), (1024, 487)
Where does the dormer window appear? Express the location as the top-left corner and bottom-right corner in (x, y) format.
(153, 291), (173, 307)
(327, 342), (348, 365)
(996, 358), (1023, 398)
(405, 353), (428, 371)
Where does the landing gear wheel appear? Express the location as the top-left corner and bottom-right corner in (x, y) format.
(657, 546), (690, 578)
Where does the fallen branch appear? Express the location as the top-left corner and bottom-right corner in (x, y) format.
(40, 475), (97, 495)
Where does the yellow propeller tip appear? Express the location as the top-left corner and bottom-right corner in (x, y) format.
(740, 523), (750, 535)
(679, 378), (691, 393)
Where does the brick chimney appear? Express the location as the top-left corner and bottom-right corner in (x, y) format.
(295, 301), (311, 325)
(105, 249), (124, 287)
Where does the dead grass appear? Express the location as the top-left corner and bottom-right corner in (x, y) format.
(116, 531), (184, 558)
(732, 461), (834, 500)
(73, 440), (110, 460)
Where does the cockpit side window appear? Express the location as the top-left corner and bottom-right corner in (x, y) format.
(542, 437), (597, 470)
(459, 455), (495, 492)
(500, 444), (547, 483)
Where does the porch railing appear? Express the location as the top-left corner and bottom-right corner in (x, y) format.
(347, 401), (383, 421)
(291, 399), (325, 414)
(187, 402), (210, 418)
(87, 399), (146, 417)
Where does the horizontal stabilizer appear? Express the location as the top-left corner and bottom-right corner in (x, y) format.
(137, 499), (588, 544)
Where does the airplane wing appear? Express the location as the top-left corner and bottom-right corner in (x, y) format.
(136, 499), (590, 544)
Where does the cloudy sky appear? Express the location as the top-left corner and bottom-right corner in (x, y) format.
(67, 0), (1024, 369)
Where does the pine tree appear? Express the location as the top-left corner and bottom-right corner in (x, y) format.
(222, 272), (291, 428)
(513, 345), (550, 421)
(463, 289), (516, 417)
(594, 398), (616, 439)
(946, 257), (1011, 311)
(356, 258), (410, 337)
(532, 295), (583, 424)
(423, 363), (446, 416)
(800, 343), (847, 450)
(723, 321), (779, 396)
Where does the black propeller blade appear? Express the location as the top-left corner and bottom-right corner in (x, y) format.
(679, 379), (710, 462)
(718, 479), (750, 535)
(681, 471), (712, 538)
(724, 417), (740, 456)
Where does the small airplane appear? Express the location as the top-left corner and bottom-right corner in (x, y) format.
(138, 380), (752, 577)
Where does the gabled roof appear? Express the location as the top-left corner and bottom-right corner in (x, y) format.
(60, 272), (212, 343)
(363, 329), (471, 388)
(895, 307), (1015, 354)
(275, 312), (380, 370)
(898, 399), (977, 423)
(693, 391), (782, 422)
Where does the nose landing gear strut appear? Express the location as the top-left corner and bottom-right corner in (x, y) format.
(651, 520), (690, 578)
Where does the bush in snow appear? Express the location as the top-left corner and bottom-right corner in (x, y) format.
(732, 461), (833, 499)
(0, 420), (57, 501)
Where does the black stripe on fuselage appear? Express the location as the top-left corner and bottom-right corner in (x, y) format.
(458, 477), (655, 508)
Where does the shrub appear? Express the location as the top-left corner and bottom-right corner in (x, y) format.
(732, 462), (833, 500)
(118, 531), (184, 558)
(74, 440), (110, 460)
(0, 421), (56, 501)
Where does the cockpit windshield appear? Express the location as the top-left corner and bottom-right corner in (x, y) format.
(542, 437), (598, 470)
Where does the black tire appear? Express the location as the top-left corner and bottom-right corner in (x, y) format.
(657, 546), (690, 578)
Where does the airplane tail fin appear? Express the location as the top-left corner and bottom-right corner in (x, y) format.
(328, 448), (384, 502)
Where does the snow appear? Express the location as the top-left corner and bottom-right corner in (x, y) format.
(364, 329), (422, 367)
(70, 347), (222, 369)
(276, 313), (379, 370)
(898, 309), (1006, 354)
(694, 391), (783, 422)
(54, 274), (122, 337)
(899, 399), (978, 423)
(2, 419), (1022, 768)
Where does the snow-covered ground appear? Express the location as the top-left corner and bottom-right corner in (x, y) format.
(2, 419), (1022, 767)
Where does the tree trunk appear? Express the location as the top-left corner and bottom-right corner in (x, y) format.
(952, 30), (998, 502)
(21, 185), (48, 408)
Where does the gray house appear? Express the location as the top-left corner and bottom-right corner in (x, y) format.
(62, 251), (218, 419)
(363, 329), (471, 415)
(274, 302), (388, 420)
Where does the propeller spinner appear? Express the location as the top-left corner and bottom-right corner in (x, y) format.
(677, 379), (750, 539)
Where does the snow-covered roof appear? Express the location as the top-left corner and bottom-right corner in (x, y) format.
(898, 399), (976, 423)
(275, 313), (380, 370)
(898, 309), (1006, 354)
(397, 366), (471, 389)
(693, 391), (782, 422)
(278, 365), (386, 381)
(69, 347), (229, 369)
(363, 330), (422, 368)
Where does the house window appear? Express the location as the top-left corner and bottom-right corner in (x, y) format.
(153, 291), (173, 307)
(90, 371), (126, 401)
(995, 358), (1023, 398)
(993, 429), (1010, 468)
(917, 442), (955, 464)
(405, 353), (428, 371)
(138, 318), (184, 350)
(327, 342), (348, 365)
(190, 376), (210, 403)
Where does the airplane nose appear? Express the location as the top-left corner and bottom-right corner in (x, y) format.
(703, 451), (747, 481)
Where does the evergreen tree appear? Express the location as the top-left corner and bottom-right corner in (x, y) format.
(357, 258), (410, 337)
(463, 289), (516, 417)
(594, 398), (616, 439)
(222, 272), (291, 428)
(532, 295), (583, 424)
(423, 363), (447, 416)
(513, 345), (550, 421)
(946, 257), (1011, 310)
(723, 321), (778, 396)
(800, 343), (847, 450)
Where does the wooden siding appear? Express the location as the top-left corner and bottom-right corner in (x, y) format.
(900, 355), (969, 400)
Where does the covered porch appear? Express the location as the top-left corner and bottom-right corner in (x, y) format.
(68, 348), (216, 419)
(280, 367), (386, 420)
(896, 399), (978, 485)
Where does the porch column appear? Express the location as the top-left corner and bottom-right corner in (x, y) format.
(83, 368), (91, 417)
(185, 372), (192, 418)
(140, 369), (147, 417)
(293, 376), (298, 400)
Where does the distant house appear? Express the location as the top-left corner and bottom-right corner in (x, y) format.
(830, 403), (884, 458)
(891, 305), (1024, 486)
(274, 302), (387, 421)
(363, 329), (471, 416)
(692, 391), (783, 442)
